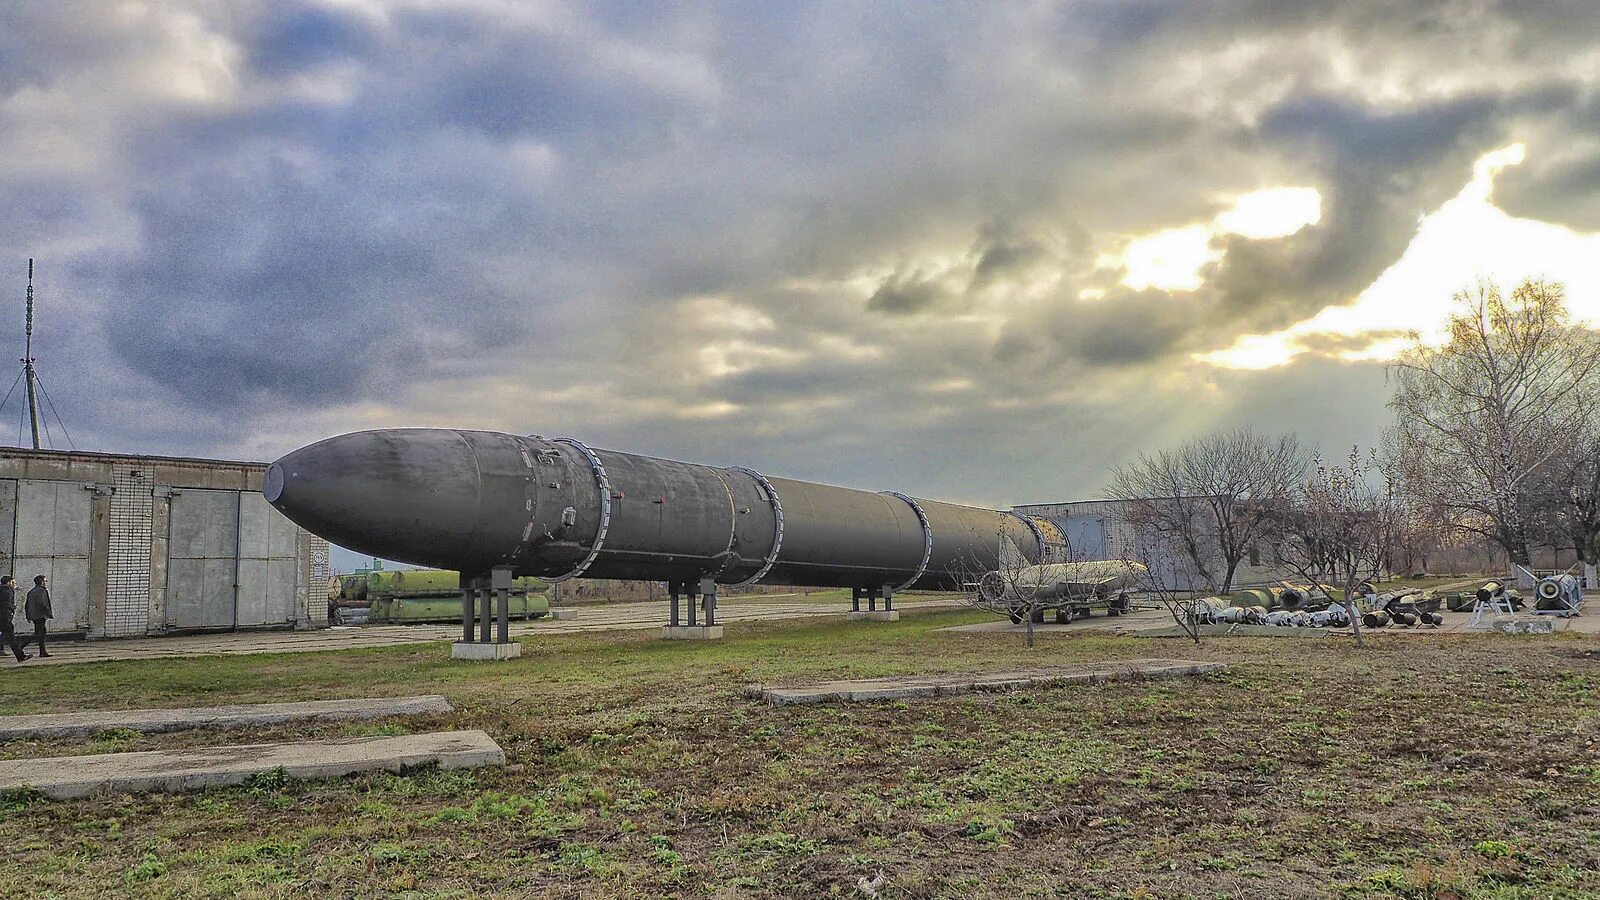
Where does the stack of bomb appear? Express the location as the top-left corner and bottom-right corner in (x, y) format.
(1189, 583), (1449, 630)
(1360, 587), (1443, 629)
(1188, 585), (1346, 627)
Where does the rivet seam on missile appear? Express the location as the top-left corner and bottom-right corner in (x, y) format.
(709, 469), (742, 578)
(882, 490), (933, 592)
(547, 437), (612, 583)
(732, 464), (787, 586)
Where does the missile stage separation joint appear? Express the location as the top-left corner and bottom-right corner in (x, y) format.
(266, 428), (1056, 590)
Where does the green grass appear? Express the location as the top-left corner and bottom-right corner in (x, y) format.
(0, 608), (1596, 898)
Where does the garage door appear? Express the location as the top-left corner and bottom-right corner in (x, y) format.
(236, 492), (299, 627)
(9, 479), (93, 634)
(166, 489), (239, 630)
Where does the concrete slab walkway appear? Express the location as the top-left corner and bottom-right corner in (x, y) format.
(0, 730), (505, 799)
(0, 695), (453, 741)
(6, 595), (962, 668)
(746, 658), (1226, 705)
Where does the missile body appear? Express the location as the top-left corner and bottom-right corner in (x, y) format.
(266, 428), (1057, 590)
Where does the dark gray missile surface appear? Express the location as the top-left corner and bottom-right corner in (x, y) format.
(266, 428), (1060, 590)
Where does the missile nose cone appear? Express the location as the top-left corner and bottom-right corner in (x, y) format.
(262, 462), (287, 504)
(266, 429), (492, 570)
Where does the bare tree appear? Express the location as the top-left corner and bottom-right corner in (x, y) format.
(1106, 428), (1308, 594)
(1265, 448), (1403, 649)
(1389, 279), (1600, 566)
(1527, 415), (1600, 577)
(1376, 427), (1456, 576)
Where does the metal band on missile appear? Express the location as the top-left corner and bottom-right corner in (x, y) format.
(728, 466), (785, 589)
(547, 437), (613, 582)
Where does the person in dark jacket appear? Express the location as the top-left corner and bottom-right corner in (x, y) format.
(0, 576), (27, 662)
(24, 574), (50, 658)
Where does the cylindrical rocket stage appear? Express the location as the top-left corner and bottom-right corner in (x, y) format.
(265, 428), (1058, 590)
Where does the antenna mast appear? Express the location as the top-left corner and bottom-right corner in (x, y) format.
(22, 259), (41, 449)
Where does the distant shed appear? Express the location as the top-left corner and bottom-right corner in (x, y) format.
(0, 447), (330, 639)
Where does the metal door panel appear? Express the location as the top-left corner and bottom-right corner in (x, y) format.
(268, 508), (298, 559)
(239, 493), (299, 560)
(236, 494), (298, 627)
(169, 490), (237, 559)
(233, 557), (298, 627)
(238, 494), (271, 558)
(165, 558), (236, 630)
(166, 490), (240, 630)
(0, 480), (16, 578)
(11, 555), (91, 631)
(236, 558), (268, 626)
(267, 558), (296, 622)
(11, 481), (93, 632)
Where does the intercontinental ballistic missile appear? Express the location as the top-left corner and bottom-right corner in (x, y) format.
(266, 428), (1066, 591)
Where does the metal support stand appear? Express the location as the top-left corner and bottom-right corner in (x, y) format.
(662, 577), (724, 640)
(1468, 592), (1517, 628)
(848, 584), (899, 622)
(701, 576), (717, 627)
(494, 566), (512, 645)
(452, 569), (523, 660)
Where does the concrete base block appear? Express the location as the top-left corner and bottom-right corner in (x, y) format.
(451, 641), (523, 661)
(747, 659), (1227, 705)
(661, 625), (724, 640)
(1488, 617), (1555, 635)
(0, 695), (453, 741)
(547, 608), (580, 620)
(847, 610), (900, 622)
(0, 730), (505, 800)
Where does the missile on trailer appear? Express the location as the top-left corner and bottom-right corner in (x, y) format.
(264, 428), (1059, 591)
(975, 560), (1146, 605)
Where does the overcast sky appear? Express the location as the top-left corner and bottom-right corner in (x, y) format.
(6, 1), (1600, 527)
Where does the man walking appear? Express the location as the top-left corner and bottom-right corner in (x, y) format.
(0, 576), (27, 662)
(24, 574), (51, 659)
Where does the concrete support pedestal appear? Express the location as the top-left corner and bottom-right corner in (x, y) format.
(661, 625), (724, 640)
(548, 608), (580, 620)
(452, 641), (523, 660)
(663, 576), (721, 639)
(452, 567), (521, 660)
(849, 584), (898, 622)
(847, 610), (899, 623)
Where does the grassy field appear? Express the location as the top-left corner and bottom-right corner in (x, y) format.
(0, 609), (1597, 898)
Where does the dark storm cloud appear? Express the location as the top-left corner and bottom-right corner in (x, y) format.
(247, 5), (379, 77)
(994, 287), (1198, 370)
(1496, 151), (1600, 231)
(5, 0), (1600, 512)
(866, 269), (955, 315)
(1492, 90), (1600, 230)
